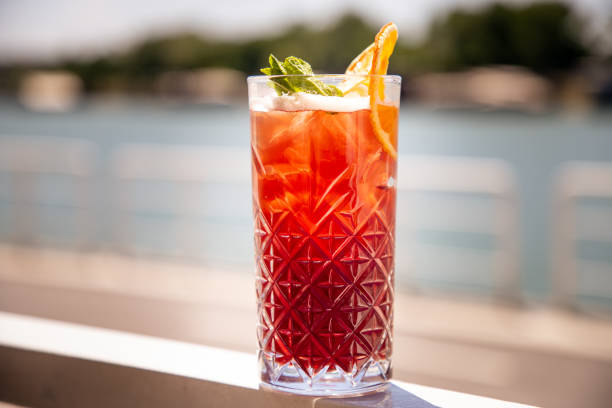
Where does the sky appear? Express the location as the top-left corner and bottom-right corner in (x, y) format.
(0, 0), (610, 62)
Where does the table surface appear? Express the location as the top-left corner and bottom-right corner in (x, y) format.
(0, 311), (535, 408)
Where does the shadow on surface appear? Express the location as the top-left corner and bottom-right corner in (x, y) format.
(316, 384), (439, 408)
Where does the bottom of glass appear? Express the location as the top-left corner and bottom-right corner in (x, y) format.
(259, 354), (392, 396)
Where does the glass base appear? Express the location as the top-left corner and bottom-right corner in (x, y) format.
(259, 354), (391, 396)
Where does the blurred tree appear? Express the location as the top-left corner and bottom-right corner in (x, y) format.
(61, 57), (119, 91)
(417, 2), (587, 73)
(242, 14), (376, 74)
(0, 2), (595, 93)
(50, 13), (378, 92)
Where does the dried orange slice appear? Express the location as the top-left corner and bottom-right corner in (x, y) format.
(339, 23), (398, 156)
(346, 42), (375, 74)
(368, 22), (398, 158)
(337, 43), (374, 96)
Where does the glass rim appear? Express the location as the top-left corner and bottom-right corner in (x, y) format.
(248, 74), (401, 83)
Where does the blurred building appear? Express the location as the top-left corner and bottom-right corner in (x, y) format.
(413, 66), (553, 112)
(155, 68), (246, 105)
(18, 71), (82, 112)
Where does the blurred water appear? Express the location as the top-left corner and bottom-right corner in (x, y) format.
(0, 97), (611, 301)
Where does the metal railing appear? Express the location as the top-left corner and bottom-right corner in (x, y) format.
(0, 137), (561, 303)
(0, 136), (98, 247)
(397, 155), (520, 300)
(552, 161), (612, 310)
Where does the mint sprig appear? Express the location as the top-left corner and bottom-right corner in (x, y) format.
(260, 54), (343, 97)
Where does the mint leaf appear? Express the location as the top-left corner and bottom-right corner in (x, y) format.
(260, 55), (293, 94)
(283, 56), (314, 75)
(282, 57), (340, 96)
(260, 54), (343, 97)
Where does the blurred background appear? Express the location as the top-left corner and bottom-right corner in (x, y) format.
(1, 0), (612, 406)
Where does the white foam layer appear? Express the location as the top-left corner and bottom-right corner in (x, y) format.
(250, 92), (370, 112)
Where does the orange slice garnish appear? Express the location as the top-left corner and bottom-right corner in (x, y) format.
(337, 43), (374, 96)
(346, 42), (375, 74)
(368, 22), (398, 158)
(339, 23), (398, 156)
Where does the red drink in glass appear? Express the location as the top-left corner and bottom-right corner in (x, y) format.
(249, 75), (399, 395)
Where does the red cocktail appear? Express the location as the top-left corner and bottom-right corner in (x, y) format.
(249, 77), (400, 394)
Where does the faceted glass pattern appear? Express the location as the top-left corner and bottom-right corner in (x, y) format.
(254, 206), (395, 394)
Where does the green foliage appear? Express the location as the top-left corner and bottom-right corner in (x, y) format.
(415, 2), (587, 73)
(260, 54), (342, 96)
(51, 12), (378, 92)
(1, 2), (595, 93)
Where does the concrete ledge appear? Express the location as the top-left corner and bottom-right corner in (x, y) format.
(1, 245), (612, 406)
(0, 312), (531, 408)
